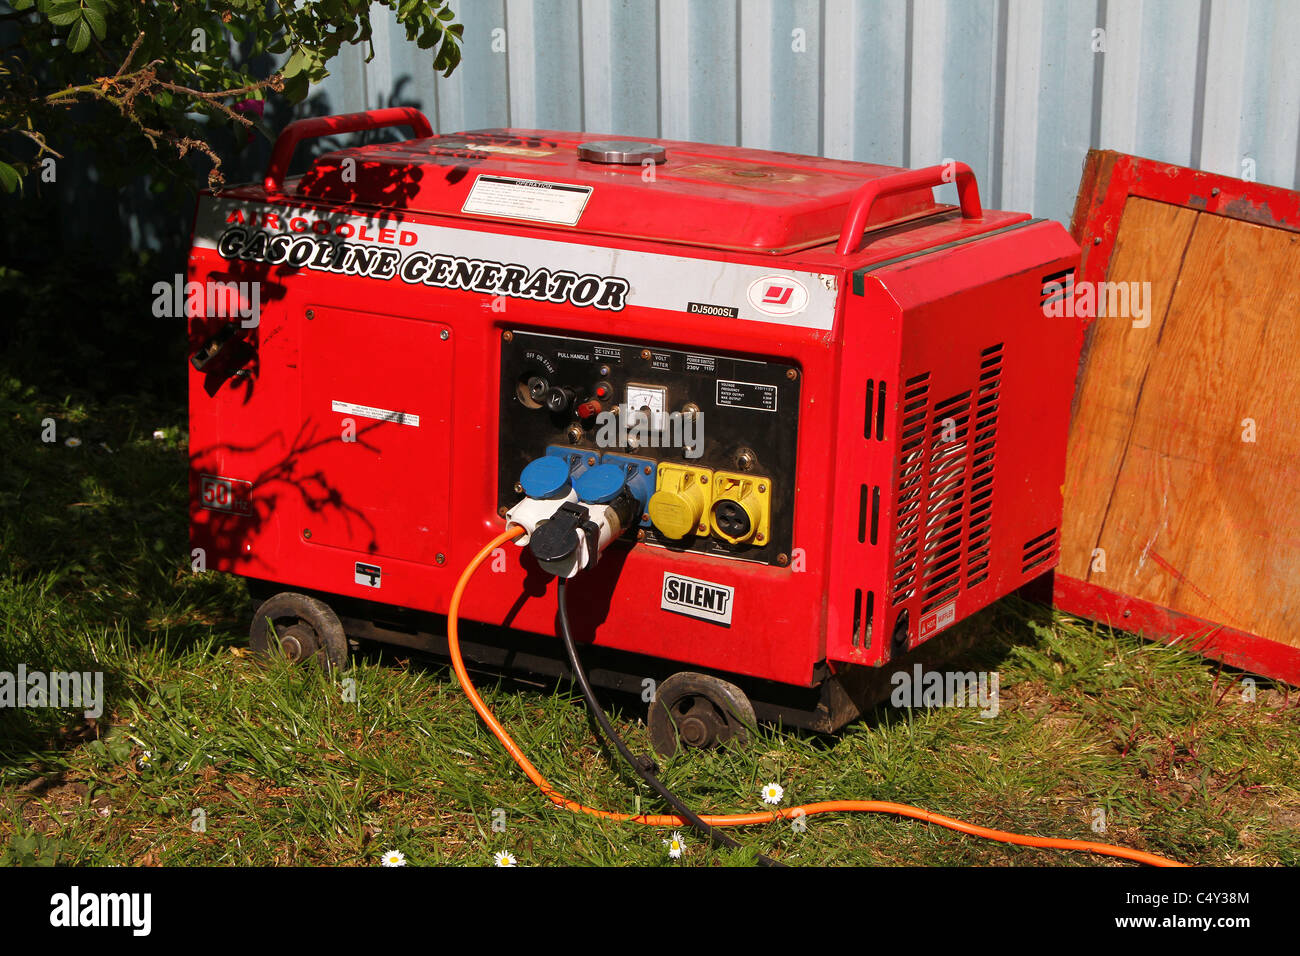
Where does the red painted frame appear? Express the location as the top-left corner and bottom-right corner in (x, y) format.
(1052, 149), (1300, 686)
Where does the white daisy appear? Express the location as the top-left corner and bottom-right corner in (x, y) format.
(494, 851), (517, 867)
(64, 437), (82, 448)
(137, 751), (153, 769)
(761, 782), (785, 805)
(663, 831), (686, 859)
(380, 849), (406, 867)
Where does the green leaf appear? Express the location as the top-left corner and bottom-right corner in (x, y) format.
(0, 161), (21, 194)
(66, 18), (92, 53)
(82, 7), (107, 39)
(12, 0), (36, 11)
(282, 48), (312, 78)
(47, 8), (82, 27)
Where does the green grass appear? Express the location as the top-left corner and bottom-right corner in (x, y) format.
(1, 374), (1297, 867)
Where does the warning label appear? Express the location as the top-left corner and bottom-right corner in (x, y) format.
(462, 175), (593, 226)
(919, 600), (957, 639)
(715, 379), (777, 412)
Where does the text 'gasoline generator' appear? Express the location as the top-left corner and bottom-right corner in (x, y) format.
(188, 107), (1083, 760)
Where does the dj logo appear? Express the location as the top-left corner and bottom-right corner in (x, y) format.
(747, 275), (809, 316)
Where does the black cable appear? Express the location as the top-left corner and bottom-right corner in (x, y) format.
(555, 577), (783, 867)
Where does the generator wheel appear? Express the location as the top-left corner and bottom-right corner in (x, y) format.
(648, 672), (756, 758)
(249, 592), (349, 671)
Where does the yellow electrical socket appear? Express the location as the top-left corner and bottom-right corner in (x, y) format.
(708, 472), (772, 546)
(648, 463), (714, 539)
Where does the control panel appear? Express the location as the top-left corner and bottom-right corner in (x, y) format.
(497, 329), (800, 566)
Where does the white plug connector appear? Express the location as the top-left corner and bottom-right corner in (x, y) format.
(533, 501), (621, 579)
(504, 490), (579, 545)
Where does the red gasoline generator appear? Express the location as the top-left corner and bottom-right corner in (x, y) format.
(188, 108), (1082, 752)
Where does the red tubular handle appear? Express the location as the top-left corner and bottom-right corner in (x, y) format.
(835, 162), (983, 255)
(263, 107), (434, 194)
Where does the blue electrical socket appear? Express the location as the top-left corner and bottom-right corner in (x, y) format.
(545, 445), (595, 484)
(598, 453), (657, 525)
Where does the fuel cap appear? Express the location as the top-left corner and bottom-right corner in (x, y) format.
(577, 141), (667, 165)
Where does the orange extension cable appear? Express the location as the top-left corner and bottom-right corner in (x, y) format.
(449, 526), (1186, 867)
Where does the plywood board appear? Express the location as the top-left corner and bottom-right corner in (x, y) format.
(1055, 150), (1300, 683)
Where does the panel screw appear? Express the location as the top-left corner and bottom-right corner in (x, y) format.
(302, 528), (312, 539)
(440, 329), (450, 340)
(305, 309), (315, 320)
(777, 553), (789, 566)
(640, 349), (651, 360)
(786, 368), (798, 380)
(1211, 187), (1220, 197)
(498, 506), (509, 518)
(637, 529), (646, 541)
(586, 456), (596, 466)
(756, 533), (766, 543)
(513, 482), (523, 493)
(737, 449), (757, 471)
(436, 553), (446, 565)
(1123, 609), (1131, 618)
(697, 524), (708, 534)
(503, 331), (514, 342)
(699, 475), (709, 484)
(642, 513), (650, 523)
(566, 424), (583, 443)
(643, 465), (652, 475)
(1093, 236), (1102, 245)
(758, 482), (767, 493)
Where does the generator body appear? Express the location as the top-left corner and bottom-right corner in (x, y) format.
(187, 109), (1082, 732)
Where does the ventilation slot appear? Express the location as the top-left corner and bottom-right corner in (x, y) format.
(858, 484), (878, 543)
(967, 343), (1003, 589)
(1022, 528), (1060, 575)
(890, 373), (930, 605)
(864, 380), (875, 439)
(851, 589), (875, 648)
(1041, 268), (1074, 309)
(864, 380), (886, 440)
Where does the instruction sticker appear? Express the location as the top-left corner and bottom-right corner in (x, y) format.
(715, 379), (778, 412)
(331, 400), (420, 427)
(463, 175), (593, 226)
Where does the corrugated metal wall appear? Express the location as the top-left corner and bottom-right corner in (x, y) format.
(306, 0), (1300, 228)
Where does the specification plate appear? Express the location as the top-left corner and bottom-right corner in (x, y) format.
(716, 379), (778, 412)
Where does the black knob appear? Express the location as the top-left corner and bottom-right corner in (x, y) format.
(544, 386), (575, 413)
